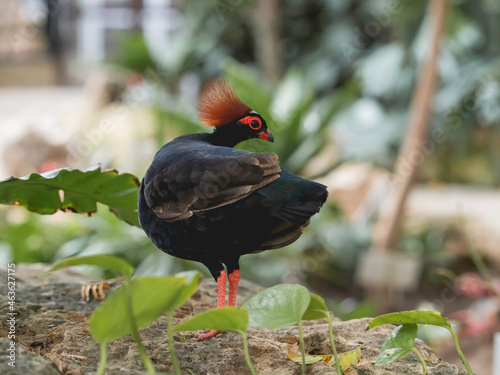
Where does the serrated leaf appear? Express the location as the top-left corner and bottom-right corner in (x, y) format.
(243, 284), (311, 329)
(173, 307), (248, 335)
(376, 324), (417, 366)
(287, 348), (329, 365)
(89, 276), (184, 343)
(48, 254), (134, 276)
(0, 166), (141, 227)
(328, 346), (362, 371)
(302, 293), (329, 321)
(368, 310), (451, 330)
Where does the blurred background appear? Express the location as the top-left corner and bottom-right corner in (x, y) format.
(1, 0), (499, 372)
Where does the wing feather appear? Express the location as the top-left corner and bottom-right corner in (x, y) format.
(143, 152), (281, 222)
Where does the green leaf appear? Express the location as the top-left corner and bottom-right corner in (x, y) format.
(89, 276), (185, 343)
(277, 93), (314, 162)
(112, 31), (157, 73)
(375, 324), (418, 366)
(224, 60), (273, 121)
(243, 284), (311, 329)
(302, 293), (329, 321)
(368, 310), (451, 330)
(170, 271), (202, 311)
(0, 166), (141, 227)
(48, 254), (134, 277)
(157, 109), (203, 135)
(173, 307), (249, 335)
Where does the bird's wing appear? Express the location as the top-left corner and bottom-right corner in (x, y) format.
(143, 152), (281, 222)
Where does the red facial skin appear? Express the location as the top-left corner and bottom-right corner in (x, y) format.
(239, 116), (273, 142)
(239, 116), (262, 130)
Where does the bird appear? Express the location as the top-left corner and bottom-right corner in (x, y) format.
(138, 79), (328, 340)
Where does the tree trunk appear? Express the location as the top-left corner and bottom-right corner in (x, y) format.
(253, 0), (283, 85)
(372, 0), (448, 252)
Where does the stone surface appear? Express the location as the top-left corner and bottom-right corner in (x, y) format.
(0, 264), (469, 374)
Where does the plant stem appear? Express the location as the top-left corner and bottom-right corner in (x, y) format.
(326, 312), (342, 375)
(412, 347), (427, 375)
(448, 327), (474, 375)
(241, 333), (257, 375)
(167, 312), (181, 375)
(96, 342), (107, 375)
(297, 321), (306, 375)
(124, 280), (156, 375)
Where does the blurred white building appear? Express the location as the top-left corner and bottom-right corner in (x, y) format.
(0, 0), (179, 85)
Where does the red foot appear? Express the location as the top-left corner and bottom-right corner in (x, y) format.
(191, 270), (237, 341)
(195, 330), (222, 340)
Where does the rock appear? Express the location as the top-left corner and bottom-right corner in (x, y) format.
(0, 338), (60, 375)
(0, 264), (468, 374)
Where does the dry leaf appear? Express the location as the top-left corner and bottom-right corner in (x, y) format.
(287, 336), (299, 344)
(328, 346), (362, 371)
(287, 346), (362, 373)
(71, 315), (86, 322)
(46, 352), (68, 373)
(287, 348), (331, 365)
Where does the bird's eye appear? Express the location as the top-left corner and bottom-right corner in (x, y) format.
(240, 115), (262, 130)
(249, 119), (262, 130)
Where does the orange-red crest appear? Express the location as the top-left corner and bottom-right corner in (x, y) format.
(197, 79), (251, 127)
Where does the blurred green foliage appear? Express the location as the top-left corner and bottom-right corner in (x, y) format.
(0, 208), (83, 264)
(107, 0), (498, 319)
(111, 0), (500, 180)
(4, 0), (499, 322)
(400, 224), (457, 285)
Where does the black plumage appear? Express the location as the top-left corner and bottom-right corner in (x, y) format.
(138, 79), (327, 339)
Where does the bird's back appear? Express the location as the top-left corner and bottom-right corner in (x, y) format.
(138, 136), (327, 263)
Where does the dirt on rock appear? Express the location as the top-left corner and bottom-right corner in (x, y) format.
(0, 264), (468, 374)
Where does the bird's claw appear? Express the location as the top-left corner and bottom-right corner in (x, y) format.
(195, 330), (222, 340)
(80, 277), (124, 302)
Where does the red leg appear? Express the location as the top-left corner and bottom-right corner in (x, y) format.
(195, 270), (226, 340)
(228, 269), (240, 307)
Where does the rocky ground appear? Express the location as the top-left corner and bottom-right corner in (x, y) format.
(0, 264), (469, 375)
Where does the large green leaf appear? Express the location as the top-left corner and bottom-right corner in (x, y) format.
(368, 310), (451, 330)
(89, 276), (185, 343)
(170, 271), (202, 311)
(173, 307), (249, 335)
(112, 31), (157, 74)
(302, 293), (329, 321)
(157, 109), (203, 135)
(243, 284), (311, 329)
(0, 166), (140, 227)
(375, 324), (417, 366)
(48, 254), (134, 277)
(224, 60), (273, 122)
